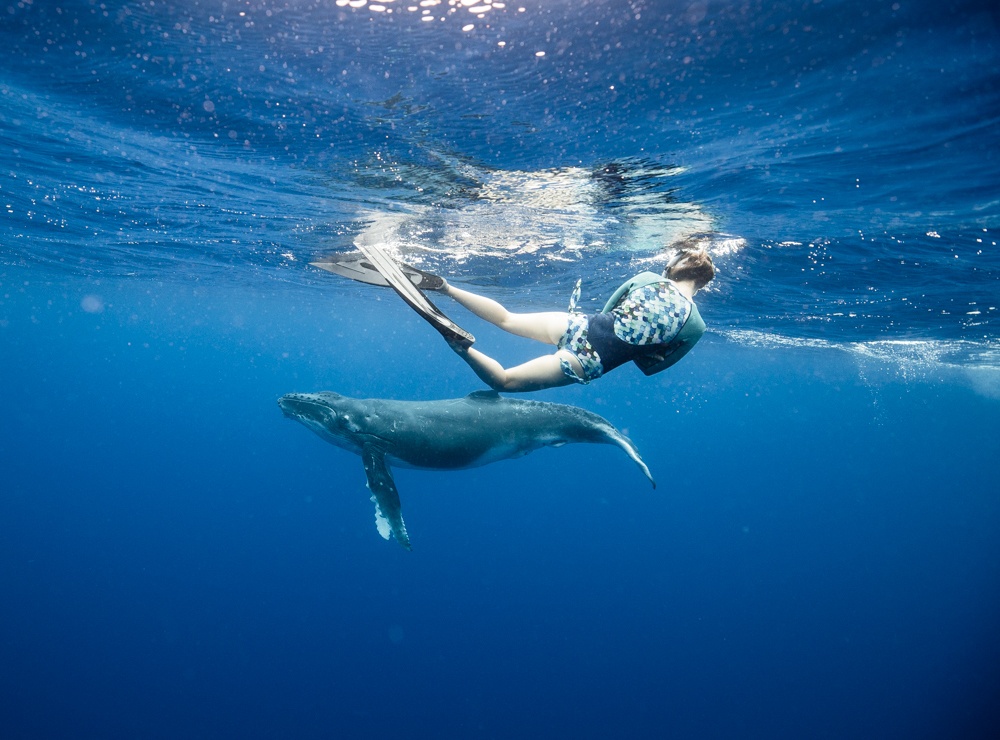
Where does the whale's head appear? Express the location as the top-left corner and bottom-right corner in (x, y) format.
(278, 392), (366, 452)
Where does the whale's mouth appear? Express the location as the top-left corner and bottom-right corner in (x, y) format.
(278, 393), (324, 418)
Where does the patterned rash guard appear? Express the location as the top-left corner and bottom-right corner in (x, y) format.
(557, 274), (704, 384)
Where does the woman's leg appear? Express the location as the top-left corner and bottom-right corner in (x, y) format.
(434, 281), (582, 391)
(441, 283), (568, 345)
(446, 344), (575, 393)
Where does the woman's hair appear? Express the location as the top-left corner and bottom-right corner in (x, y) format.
(665, 237), (716, 289)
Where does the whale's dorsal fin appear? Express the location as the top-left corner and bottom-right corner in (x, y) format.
(361, 445), (411, 551)
(466, 390), (502, 401)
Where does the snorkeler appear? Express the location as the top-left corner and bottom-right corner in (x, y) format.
(314, 238), (716, 393)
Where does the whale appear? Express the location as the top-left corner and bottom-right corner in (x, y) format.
(278, 390), (655, 549)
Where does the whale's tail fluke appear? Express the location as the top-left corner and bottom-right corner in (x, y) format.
(596, 423), (656, 488)
(566, 405), (655, 488)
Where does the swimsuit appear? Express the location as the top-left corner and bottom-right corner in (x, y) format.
(556, 312), (604, 383)
(557, 276), (701, 384)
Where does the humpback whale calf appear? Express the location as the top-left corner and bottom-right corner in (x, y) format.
(278, 390), (655, 550)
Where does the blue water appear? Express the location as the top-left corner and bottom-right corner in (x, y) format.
(2, 0), (999, 737)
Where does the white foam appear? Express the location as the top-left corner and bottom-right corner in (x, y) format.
(962, 366), (1000, 400)
(720, 329), (1000, 392)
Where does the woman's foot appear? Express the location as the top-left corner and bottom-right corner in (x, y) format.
(403, 264), (445, 291)
(434, 321), (474, 350)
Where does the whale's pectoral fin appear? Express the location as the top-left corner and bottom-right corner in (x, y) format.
(361, 445), (412, 551)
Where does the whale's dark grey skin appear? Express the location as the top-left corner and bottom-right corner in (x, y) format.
(278, 390), (655, 550)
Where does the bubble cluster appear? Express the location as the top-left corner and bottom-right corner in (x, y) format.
(80, 294), (105, 314)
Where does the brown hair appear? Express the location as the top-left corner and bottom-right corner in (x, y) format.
(665, 240), (716, 289)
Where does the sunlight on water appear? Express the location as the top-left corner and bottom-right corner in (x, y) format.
(0, 0), (993, 362)
(335, 0), (511, 25)
(348, 161), (714, 263)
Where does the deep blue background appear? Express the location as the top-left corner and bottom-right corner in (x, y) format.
(2, 280), (999, 738)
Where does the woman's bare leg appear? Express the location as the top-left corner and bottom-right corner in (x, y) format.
(444, 341), (575, 392)
(440, 282), (568, 345)
(433, 280), (582, 391)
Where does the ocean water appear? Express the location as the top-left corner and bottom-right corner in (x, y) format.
(1, 0), (999, 737)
